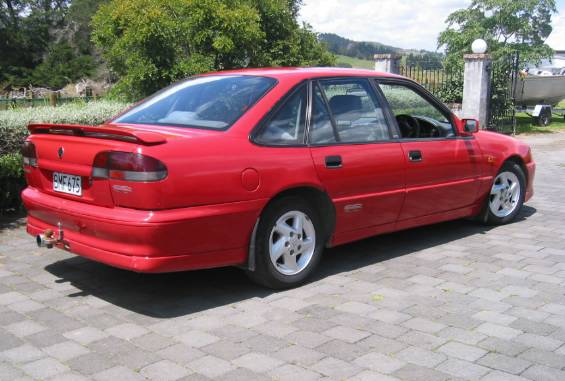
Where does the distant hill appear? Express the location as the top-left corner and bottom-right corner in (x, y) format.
(319, 33), (444, 70)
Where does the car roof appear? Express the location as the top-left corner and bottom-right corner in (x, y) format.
(203, 67), (403, 80)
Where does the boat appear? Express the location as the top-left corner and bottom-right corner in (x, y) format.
(514, 52), (565, 107)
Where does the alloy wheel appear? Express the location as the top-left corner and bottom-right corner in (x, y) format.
(268, 210), (316, 276)
(489, 171), (521, 218)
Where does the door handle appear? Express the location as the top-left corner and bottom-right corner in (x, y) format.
(408, 150), (422, 162)
(325, 155), (342, 168)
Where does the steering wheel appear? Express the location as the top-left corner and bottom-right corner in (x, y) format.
(396, 114), (421, 138)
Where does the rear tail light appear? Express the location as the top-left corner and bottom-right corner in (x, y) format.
(21, 141), (38, 167)
(92, 151), (167, 182)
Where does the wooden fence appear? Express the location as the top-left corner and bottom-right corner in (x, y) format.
(0, 96), (95, 111)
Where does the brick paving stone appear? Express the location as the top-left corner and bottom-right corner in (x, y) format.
(518, 348), (565, 369)
(396, 345), (446, 367)
(323, 325), (371, 343)
(187, 355), (235, 378)
(392, 364), (451, 381)
(140, 359), (190, 381)
(398, 330), (447, 350)
(473, 310), (517, 325)
(5, 320), (47, 337)
(43, 341), (89, 361)
(312, 356), (362, 379)
(268, 363), (321, 381)
(285, 329), (332, 348)
(402, 317), (446, 334)
(477, 322), (523, 340)
(521, 365), (565, 381)
(437, 341), (487, 362)
(477, 352), (531, 375)
(63, 327), (108, 345)
(350, 370), (402, 381)
(177, 330), (220, 348)
(232, 352), (284, 373)
(480, 371), (530, 381)
(510, 318), (558, 336)
(436, 358), (490, 379)
(93, 366), (145, 381)
(438, 326), (486, 345)
(105, 323), (149, 340)
(514, 333), (563, 351)
(478, 337), (529, 357)
(354, 352), (406, 374)
(21, 357), (69, 379)
(1, 343), (45, 363)
(274, 344), (325, 365)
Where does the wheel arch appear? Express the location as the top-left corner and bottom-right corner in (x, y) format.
(246, 185), (336, 272)
(265, 186), (336, 245)
(503, 155), (528, 183)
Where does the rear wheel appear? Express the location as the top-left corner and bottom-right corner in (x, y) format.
(247, 197), (324, 289)
(482, 161), (526, 225)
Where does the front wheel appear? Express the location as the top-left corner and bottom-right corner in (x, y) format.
(247, 197), (324, 289)
(482, 162), (526, 225)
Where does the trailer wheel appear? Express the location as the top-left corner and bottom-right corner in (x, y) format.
(534, 106), (552, 126)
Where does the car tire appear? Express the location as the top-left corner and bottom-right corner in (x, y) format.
(247, 196), (324, 289)
(482, 161), (526, 225)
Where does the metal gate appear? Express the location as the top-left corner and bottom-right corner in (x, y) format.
(487, 52), (520, 134)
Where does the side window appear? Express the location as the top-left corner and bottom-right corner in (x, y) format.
(254, 85), (306, 145)
(378, 83), (455, 139)
(311, 79), (390, 144)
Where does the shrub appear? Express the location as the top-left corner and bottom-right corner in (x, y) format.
(0, 153), (25, 214)
(0, 100), (129, 213)
(0, 100), (130, 156)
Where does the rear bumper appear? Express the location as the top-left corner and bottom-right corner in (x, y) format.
(525, 161), (535, 202)
(23, 187), (265, 272)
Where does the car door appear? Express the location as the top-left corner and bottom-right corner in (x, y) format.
(375, 79), (482, 221)
(308, 78), (406, 238)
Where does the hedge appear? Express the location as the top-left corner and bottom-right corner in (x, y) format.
(0, 100), (130, 213)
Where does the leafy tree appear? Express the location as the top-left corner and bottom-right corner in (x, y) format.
(32, 42), (96, 88)
(438, 0), (557, 68)
(91, 0), (334, 99)
(0, 0), (70, 86)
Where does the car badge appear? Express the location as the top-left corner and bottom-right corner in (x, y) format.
(57, 147), (64, 159)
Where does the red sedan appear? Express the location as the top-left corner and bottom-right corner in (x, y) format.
(21, 68), (535, 288)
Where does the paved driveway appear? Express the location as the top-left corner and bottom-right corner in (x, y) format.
(1, 133), (565, 381)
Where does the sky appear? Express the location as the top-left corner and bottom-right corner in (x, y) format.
(299, 0), (565, 51)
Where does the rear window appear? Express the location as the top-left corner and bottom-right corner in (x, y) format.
(114, 75), (276, 130)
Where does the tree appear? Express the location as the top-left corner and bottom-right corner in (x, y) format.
(438, 0), (557, 68)
(0, 0), (102, 89)
(32, 41), (96, 88)
(0, 1), (69, 79)
(91, 0), (335, 100)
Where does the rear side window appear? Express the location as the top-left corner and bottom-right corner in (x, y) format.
(114, 75), (276, 130)
(311, 79), (390, 144)
(254, 85), (307, 145)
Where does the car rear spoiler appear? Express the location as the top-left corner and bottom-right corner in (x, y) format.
(27, 124), (167, 145)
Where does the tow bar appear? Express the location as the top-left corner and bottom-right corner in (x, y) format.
(36, 222), (65, 249)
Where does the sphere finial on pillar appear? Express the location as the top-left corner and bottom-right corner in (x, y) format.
(471, 39), (488, 54)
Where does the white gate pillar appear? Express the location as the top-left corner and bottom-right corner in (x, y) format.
(374, 54), (401, 74)
(462, 53), (492, 129)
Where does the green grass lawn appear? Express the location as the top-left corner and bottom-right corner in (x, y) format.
(334, 54), (374, 70)
(516, 111), (565, 134)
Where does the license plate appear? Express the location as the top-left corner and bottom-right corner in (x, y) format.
(53, 172), (82, 196)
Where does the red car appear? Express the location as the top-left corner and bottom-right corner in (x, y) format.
(21, 68), (535, 288)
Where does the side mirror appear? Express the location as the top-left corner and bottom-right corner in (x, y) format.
(460, 118), (479, 135)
